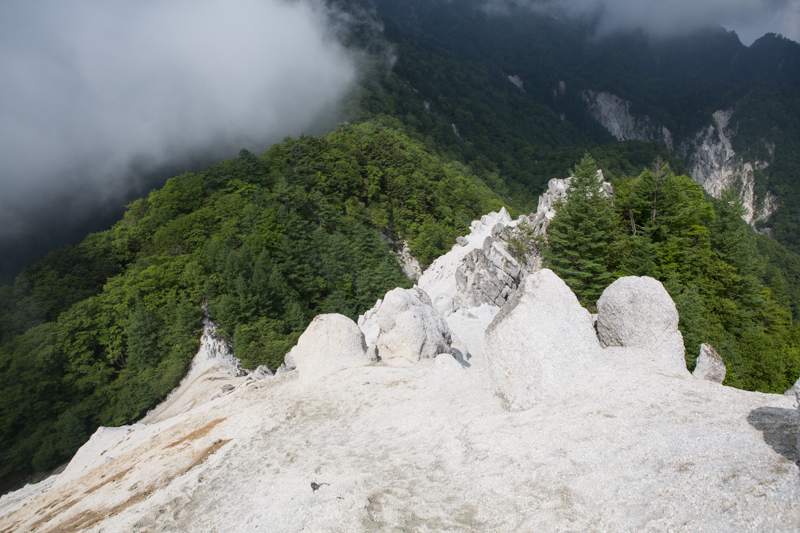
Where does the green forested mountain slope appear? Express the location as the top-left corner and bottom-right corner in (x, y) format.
(0, 122), (505, 491)
(540, 156), (800, 393)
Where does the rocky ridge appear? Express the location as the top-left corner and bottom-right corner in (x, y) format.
(1, 203), (798, 531)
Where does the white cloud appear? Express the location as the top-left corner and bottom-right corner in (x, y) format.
(0, 0), (359, 238)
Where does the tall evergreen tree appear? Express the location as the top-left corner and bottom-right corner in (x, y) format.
(542, 155), (616, 307)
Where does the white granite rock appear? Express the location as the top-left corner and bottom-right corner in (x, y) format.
(693, 343), (726, 383)
(596, 276), (689, 376)
(293, 314), (371, 382)
(375, 287), (452, 364)
(485, 269), (605, 410)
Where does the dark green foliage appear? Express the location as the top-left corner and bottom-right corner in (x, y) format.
(366, 0), (800, 266)
(542, 155), (615, 307)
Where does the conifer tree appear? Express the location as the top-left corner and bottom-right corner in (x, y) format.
(542, 155), (616, 307)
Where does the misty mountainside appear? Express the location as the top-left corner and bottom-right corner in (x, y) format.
(361, 0), (800, 247)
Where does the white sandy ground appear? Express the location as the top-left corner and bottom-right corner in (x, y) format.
(0, 334), (798, 532)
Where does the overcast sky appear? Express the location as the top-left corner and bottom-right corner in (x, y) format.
(484, 0), (800, 44)
(0, 0), (359, 241)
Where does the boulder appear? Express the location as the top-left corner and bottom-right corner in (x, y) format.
(357, 299), (382, 347)
(433, 293), (459, 318)
(784, 376), (800, 397)
(375, 287), (452, 364)
(484, 269), (604, 410)
(284, 348), (297, 371)
(292, 314), (371, 382)
(251, 365), (274, 379)
(596, 276), (688, 376)
(693, 344), (726, 383)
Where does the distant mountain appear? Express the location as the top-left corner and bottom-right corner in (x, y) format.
(365, 0), (800, 247)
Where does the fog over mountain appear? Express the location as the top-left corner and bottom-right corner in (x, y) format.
(481, 0), (800, 44)
(0, 0), (360, 275)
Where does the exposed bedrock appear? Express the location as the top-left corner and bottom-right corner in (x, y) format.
(293, 313), (372, 382)
(484, 269), (604, 410)
(596, 276), (689, 376)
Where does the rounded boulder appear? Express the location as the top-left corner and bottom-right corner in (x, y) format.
(596, 276), (688, 375)
(293, 314), (371, 382)
(376, 287), (452, 364)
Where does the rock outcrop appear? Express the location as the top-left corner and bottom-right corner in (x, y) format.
(693, 343), (726, 383)
(484, 269), (604, 410)
(679, 109), (777, 226)
(374, 287), (452, 364)
(596, 276), (688, 376)
(582, 90), (674, 150)
(418, 208), (531, 310)
(455, 232), (523, 307)
(582, 93), (777, 229)
(395, 240), (422, 280)
(784, 376), (800, 397)
(293, 314), (372, 381)
(198, 316), (246, 377)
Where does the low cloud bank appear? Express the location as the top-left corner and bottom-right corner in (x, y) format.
(0, 0), (360, 241)
(482, 0), (800, 44)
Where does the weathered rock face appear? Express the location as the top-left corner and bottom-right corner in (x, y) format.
(418, 208), (530, 310)
(582, 93), (777, 229)
(784, 376), (800, 397)
(484, 269), (604, 410)
(199, 317), (246, 377)
(582, 90), (674, 150)
(396, 241), (422, 280)
(596, 276), (688, 376)
(679, 109), (777, 226)
(293, 314), (371, 381)
(455, 233), (523, 307)
(375, 287), (452, 363)
(693, 343), (726, 383)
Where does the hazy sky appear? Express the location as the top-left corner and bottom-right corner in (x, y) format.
(483, 0), (800, 44)
(0, 0), (359, 240)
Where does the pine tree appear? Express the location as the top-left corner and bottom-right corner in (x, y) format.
(542, 155), (616, 307)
